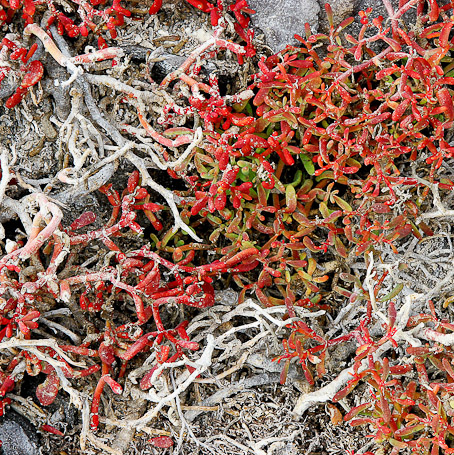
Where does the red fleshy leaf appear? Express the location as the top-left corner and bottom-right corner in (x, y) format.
(21, 60), (44, 88)
(70, 211), (96, 230)
(36, 372), (60, 406)
(149, 436), (174, 448)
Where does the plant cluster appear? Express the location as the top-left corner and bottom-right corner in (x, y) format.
(0, 0), (254, 38)
(330, 270), (454, 455)
(0, 0), (255, 108)
(158, 0), (454, 384)
(2, 0), (454, 453)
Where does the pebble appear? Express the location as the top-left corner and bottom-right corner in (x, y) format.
(0, 411), (39, 455)
(249, 0), (418, 53)
(248, 0), (320, 53)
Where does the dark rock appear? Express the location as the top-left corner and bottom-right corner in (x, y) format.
(0, 410), (39, 455)
(148, 53), (186, 84)
(246, 0), (447, 55)
(248, 0), (320, 53)
(120, 45), (149, 61)
(319, 0), (418, 38)
(317, 0), (355, 34)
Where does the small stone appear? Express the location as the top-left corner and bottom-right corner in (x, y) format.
(248, 0), (320, 53)
(0, 411), (39, 455)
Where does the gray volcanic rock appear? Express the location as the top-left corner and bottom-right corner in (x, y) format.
(248, 0), (320, 52)
(318, 0), (418, 36)
(317, 0), (355, 34)
(248, 0), (427, 54)
(0, 414), (39, 455)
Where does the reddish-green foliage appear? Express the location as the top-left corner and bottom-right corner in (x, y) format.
(163, 0), (454, 323)
(337, 297), (454, 454)
(3, 0), (454, 453)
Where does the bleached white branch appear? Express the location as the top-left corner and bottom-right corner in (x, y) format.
(0, 338), (85, 367)
(104, 334), (215, 429)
